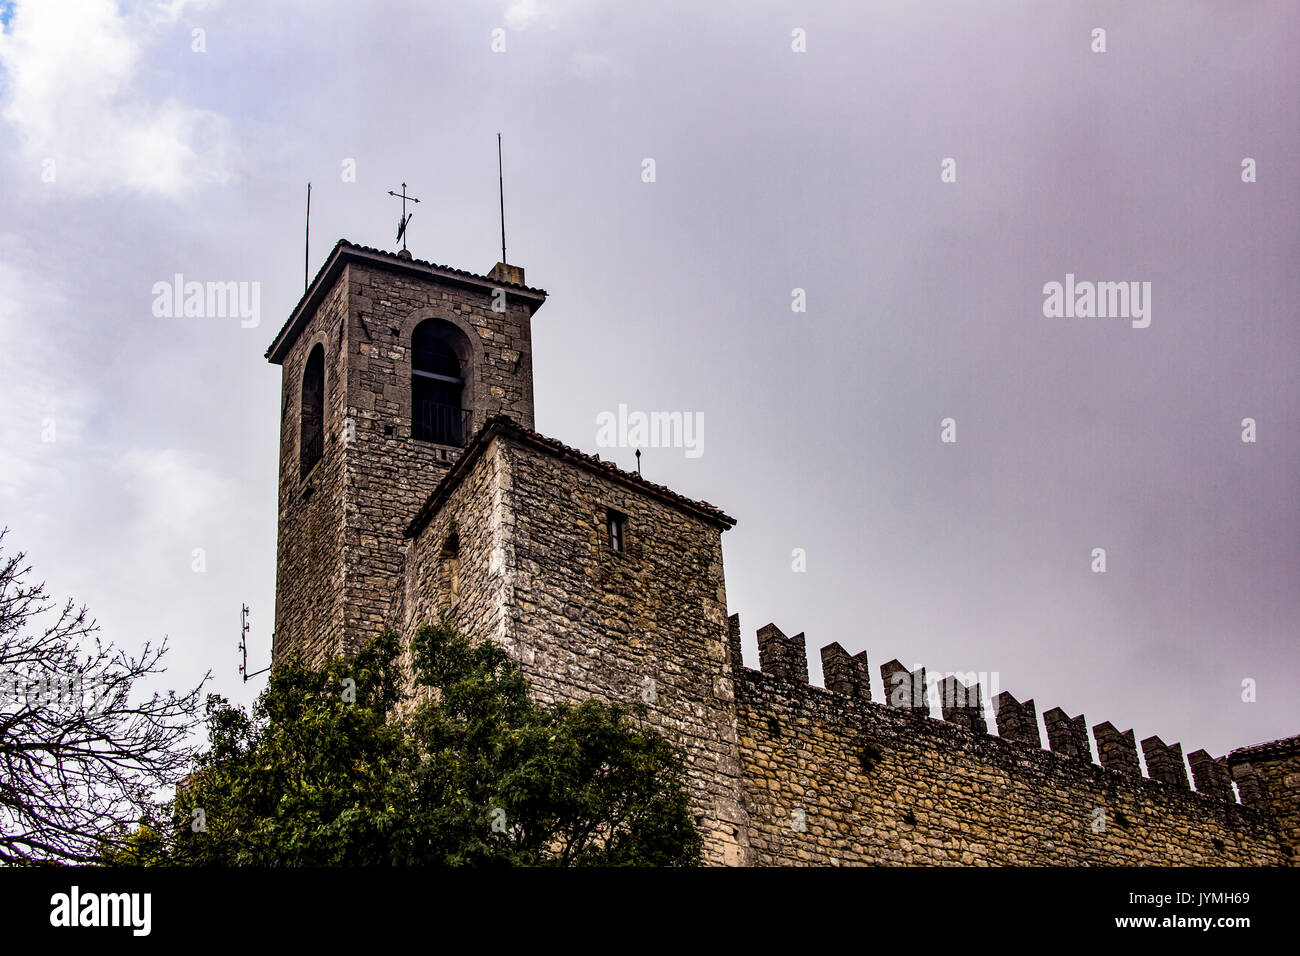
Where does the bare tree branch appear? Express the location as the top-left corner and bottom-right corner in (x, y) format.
(0, 528), (210, 864)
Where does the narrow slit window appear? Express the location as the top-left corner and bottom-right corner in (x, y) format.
(441, 532), (461, 603)
(606, 509), (626, 552)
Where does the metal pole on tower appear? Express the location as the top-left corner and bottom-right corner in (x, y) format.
(304, 182), (312, 292)
(498, 134), (507, 264)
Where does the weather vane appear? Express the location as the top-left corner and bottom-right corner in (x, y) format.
(387, 182), (421, 252)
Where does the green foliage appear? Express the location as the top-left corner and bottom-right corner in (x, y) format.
(98, 819), (170, 867)
(146, 622), (701, 866)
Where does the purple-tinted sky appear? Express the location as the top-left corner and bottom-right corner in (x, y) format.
(0, 0), (1296, 773)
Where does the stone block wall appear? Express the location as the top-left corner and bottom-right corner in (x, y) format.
(396, 437), (509, 671)
(269, 242), (544, 665)
(401, 427), (752, 866)
(1228, 737), (1300, 866)
(339, 258), (537, 658)
(271, 276), (349, 666)
(733, 628), (1291, 865)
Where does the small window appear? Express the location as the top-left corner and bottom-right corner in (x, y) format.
(606, 509), (626, 552)
(441, 532), (461, 603)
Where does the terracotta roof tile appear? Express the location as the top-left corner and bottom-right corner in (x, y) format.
(1228, 733), (1300, 763)
(266, 239), (547, 362)
(406, 415), (736, 538)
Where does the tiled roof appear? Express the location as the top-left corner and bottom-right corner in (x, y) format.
(1228, 734), (1300, 763)
(333, 240), (547, 296)
(265, 239), (547, 363)
(406, 415), (736, 538)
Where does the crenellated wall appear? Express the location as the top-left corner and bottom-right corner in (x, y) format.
(390, 414), (1298, 866)
(731, 618), (1294, 866)
(270, 246), (1298, 867)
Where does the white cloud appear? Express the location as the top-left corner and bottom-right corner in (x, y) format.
(148, 0), (217, 27)
(504, 0), (543, 30)
(114, 447), (233, 547)
(0, 256), (90, 503)
(0, 246), (228, 547)
(0, 0), (236, 199)
(571, 52), (615, 79)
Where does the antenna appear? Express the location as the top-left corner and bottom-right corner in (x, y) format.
(498, 133), (507, 264)
(238, 603), (270, 683)
(304, 182), (311, 293)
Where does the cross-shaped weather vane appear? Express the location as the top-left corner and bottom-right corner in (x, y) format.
(387, 182), (421, 252)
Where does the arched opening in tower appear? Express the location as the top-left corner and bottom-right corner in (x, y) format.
(411, 319), (471, 446)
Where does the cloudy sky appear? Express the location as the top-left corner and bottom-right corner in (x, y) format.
(0, 0), (1295, 773)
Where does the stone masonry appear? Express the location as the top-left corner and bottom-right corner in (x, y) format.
(269, 240), (1300, 866)
(396, 421), (750, 865)
(730, 627), (1293, 865)
(267, 241), (544, 665)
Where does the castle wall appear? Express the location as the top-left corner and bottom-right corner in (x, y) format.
(272, 276), (349, 666)
(1229, 739), (1300, 866)
(735, 658), (1290, 866)
(272, 244), (1298, 867)
(399, 438), (509, 657)
(398, 430), (1295, 867)
(403, 432), (752, 865)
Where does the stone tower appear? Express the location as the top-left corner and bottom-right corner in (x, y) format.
(267, 240), (753, 864)
(266, 240), (546, 665)
(394, 417), (753, 865)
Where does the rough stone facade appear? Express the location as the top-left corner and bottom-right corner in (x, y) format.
(397, 424), (750, 865)
(267, 241), (544, 665)
(730, 625), (1291, 865)
(269, 274), (350, 666)
(269, 241), (1299, 866)
(1227, 736), (1300, 866)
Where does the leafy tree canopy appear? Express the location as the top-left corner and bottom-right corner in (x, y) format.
(132, 622), (701, 866)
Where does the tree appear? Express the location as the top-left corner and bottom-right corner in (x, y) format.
(0, 529), (208, 865)
(162, 621), (703, 866)
(162, 629), (413, 866)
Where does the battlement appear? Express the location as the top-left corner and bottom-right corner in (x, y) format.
(270, 241), (1295, 867)
(732, 614), (1261, 805)
(728, 614), (1294, 866)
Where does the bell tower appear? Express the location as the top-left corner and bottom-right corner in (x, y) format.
(266, 240), (546, 665)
